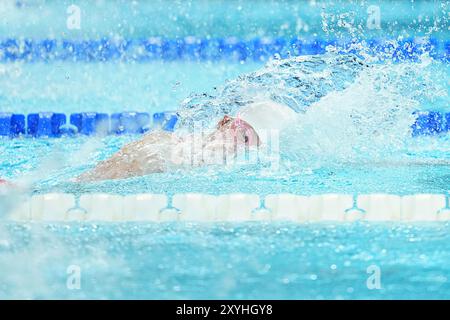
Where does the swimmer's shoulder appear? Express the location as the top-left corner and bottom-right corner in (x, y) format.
(141, 130), (182, 143)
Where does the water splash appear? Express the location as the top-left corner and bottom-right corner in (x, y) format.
(282, 61), (424, 165)
(177, 54), (368, 127)
(1, 51), (448, 195)
(177, 51), (448, 168)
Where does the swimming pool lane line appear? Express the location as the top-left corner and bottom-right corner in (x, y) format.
(0, 37), (448, 62)
(5, 192), (450, 222)
(1, 110), (449, 138)
(0, 111), (178, 137)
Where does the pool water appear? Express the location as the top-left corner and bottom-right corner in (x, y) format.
(0, 61), (262, 114)
(0, 58), (449, 298)
(0, 129), (449, 196)
(1, 0), (450, 300)
(1, 222), (450, 299)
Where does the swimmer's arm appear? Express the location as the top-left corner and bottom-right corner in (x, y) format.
(75, 131), (172, 182)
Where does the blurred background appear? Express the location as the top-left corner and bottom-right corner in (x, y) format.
(1, 0), (447, 39)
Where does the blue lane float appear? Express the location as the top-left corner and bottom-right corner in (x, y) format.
(0, 37), (448, 62)
(411, 111), (445, 136)
(111, 112), (151, 134)
(0, 110), (447, 138)
(0, 113), (26, 137)
(0, 111), (178, 137)
(153, 112), (178, 132)
(69, 112), (110, 135)
(446, 113), (450, 132)
(27, 112), (66, 137)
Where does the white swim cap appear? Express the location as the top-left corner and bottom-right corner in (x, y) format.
(237, 100), (297, 144)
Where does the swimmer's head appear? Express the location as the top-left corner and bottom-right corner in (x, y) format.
(237, 100), (298, 144)
(216, 115), (260, 147)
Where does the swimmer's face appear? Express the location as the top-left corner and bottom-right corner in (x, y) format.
(216, 115), (260, 147)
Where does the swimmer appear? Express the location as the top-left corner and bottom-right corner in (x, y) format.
(74, 54), (374, 182)
(76, 100), (297, 182)
(76, 115), (260, 182)
(76, 54), (367, 182)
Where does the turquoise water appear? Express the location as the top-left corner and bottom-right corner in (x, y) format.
(0, 61), (262, 114)
(0, 55), (449, 299)
(1, 0), (450, 300)
(1, 222), (450, 299)
(0, 135), (449, 196)
(1, 56), (448, 196)
(1, 0), (447, 39)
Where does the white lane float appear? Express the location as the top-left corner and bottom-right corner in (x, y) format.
(3, 192), (450, 222)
